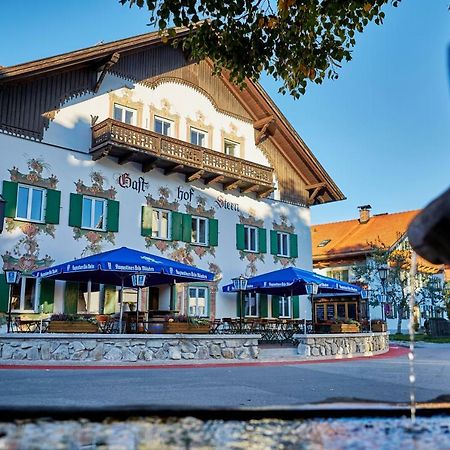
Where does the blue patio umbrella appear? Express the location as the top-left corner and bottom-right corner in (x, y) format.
(33, 246), (214, 332)
(222, 267), (362, 296)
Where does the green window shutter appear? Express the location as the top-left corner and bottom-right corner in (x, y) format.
(39, 279), (55, 313)
(2, 181), (18, 218)
(292, 295), (300, 319)
(0, 275), (9, 312)
(104, 285), (117, 314)
(271, 295), (280, 318)
(258, 227), (267, 253)
(141, 205), (153, 237)
(290, 233), (298, 258)
(171, 211), (183, 241)
(259, 294), (268, 318)
(236, 224), (245, 250)
(64, 282), (79, 314)
(45, 189), (61, 224)
(106, 199), (120, 232)
(270, 230), (278, 255)
(182, 213), (192, 243)
(68, 193), (83, 228)
(208, 218), (219, 247)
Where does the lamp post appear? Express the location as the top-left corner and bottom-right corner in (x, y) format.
(232, 275), (248, 333)
(5, 269), (22, 333)
(0, 194), (6, 234)
(131, 273), (147, 333)
(378, 264), (389, 321)
(361, 288), (371, 332)
(305, 282), (319, 335)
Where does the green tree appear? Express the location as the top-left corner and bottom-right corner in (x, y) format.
(120, 0), (400, 98)
(353, 242), (421, 334)
(418, 276), (446, 319)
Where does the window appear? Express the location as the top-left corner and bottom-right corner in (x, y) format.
(191, 216), (208, 245)
(81, 196), (106, 231)
(244, 226), (258, 252)
(224, 139), (239, 156)
(326, 269), (350, 283)
(277, 232), (289, 257)
(151, 208), (171, 240)
(16, 184), (45, 222)
(244, 293), (259, 317)
(154, 116), (173, 136)
(113, 104), (136, 125)
(318, 239), (331, 247)
(279, 296), (291, 318)
(190, 128), (207, 147)
(188, 287), (208, 317)
(11, 277), (38, 312)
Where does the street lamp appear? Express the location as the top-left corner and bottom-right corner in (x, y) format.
(5, 269), (22, 333)
(0, 194), (6, 234)
(131, 273), (147, 333)
(232, 275), (248, 333)
(361, 289), (372, 332)
(305, 282), (319, 335)
(378, 264), (389, 321)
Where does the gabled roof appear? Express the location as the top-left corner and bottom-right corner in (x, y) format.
(312, 209), (443, 273)
(0, 29), (344, 205)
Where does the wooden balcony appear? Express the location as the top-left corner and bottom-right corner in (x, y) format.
(90, 119), (275, 197)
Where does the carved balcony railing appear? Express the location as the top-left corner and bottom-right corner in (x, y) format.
(90, 119), (275, 197)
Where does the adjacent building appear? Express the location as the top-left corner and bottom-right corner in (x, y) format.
(0, 30), (344, 320)
(312, 206), (446, 331)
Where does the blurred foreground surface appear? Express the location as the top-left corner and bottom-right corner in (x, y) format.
(1, 416), (450, 449)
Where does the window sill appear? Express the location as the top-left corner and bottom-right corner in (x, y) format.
(190, 242), (209, 247)
(151, 236), (172, 241)
(14, 218), (45, 225)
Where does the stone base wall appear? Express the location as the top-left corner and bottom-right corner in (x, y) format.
(294, 332), (389, 359)
(0, 334), (260, 362)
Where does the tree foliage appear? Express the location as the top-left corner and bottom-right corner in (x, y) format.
(120, 0), (400, 98)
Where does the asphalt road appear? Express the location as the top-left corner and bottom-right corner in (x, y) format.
(1, 344), (450, 408)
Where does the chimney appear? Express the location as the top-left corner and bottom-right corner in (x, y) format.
(358, 205), (372, 224)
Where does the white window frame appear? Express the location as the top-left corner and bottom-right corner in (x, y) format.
(190, 127), (208, 147)
(188, 286), (209, 317)
(15, 184), (46, 223)
(279, 296), (291, 318)
(113, 103), (137, 126)
(151, 208), (171, 240)
(81, 195), (107, 231)
(244, 292), (259, 317)
(11, 277), (39, 312)
(277, 231), (290, 257)
(244, 225), (258, 253)
(191, 215), (208, 246)
(224, 139), (239, 157)
(154, 115), (173, 137)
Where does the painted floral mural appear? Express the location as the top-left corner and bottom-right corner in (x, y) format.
(2, 158), (57, 273)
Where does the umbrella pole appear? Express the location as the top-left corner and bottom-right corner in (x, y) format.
(136, 286), (140, 333)
(118, 278), (124, 334)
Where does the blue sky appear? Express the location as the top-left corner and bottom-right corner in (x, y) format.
(1, 0), (449, 224)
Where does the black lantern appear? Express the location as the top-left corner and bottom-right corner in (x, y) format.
(131, 273), (147, 287)
(304, 282), (318, 335)
(378, 265), (389, 283)
(0, 194), (6, 234)
(232, 275), (248, 332)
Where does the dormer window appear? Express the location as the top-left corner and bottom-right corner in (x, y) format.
(113, 104), (136, 125)
(154, 116), (173, 136)
(318, 239), (331, 247)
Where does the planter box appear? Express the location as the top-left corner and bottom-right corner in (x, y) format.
(47, 321), (98, 333)
(330, 324), (361, 333)
(371, 323), (387, 332)
(165, 323), (210, 334)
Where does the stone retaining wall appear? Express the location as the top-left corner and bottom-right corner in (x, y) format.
(0, 334), (261, 362)
(294, 332), (389, 358)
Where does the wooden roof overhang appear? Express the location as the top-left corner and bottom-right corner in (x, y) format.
(91, 119), (275, 198)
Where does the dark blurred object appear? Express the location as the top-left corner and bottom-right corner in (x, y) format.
(408, 187), (450, 265)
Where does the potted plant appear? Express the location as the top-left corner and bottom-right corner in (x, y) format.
(330, 319), (361, 333)
(164, 314), (211, 334)
(47, 314), (99, 333)
(371, 319), (387, 332)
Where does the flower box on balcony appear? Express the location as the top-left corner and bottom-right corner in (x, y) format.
(330, 323), (361, 333)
